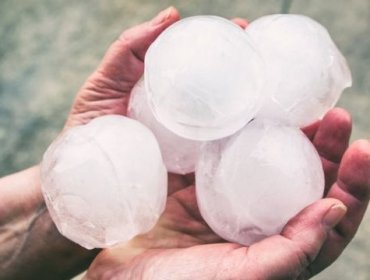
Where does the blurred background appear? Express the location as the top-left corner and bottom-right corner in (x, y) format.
(0, 0), (369, 279)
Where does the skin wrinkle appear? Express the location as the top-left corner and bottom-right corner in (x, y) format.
(32, 209), (100, 277)
(80, 87), (127, 101)
(0, 167), (100, 279)
(330, 183), (365, 240)
(215, 246), (247, 280)
(73, 87), (126, 109)
(72, 97), (126, 116)
(301, 232), (343, 279)
(284, 245), (310, 279)
(170, 191), (203, 225)
(208, 248), (233, 280)
(159, 209), (205, 238)
(141, 222), (198, 249)
(336, 179), (364, 205)
(143, 250), (169, 280)
(327, 225), (347, 247)
(0, 201), (46, 269)
(171, 185), (204, 221)
(254, 238), (306, 279)
(321, 157), (339, 194)
(142, 195), (216, 247)
(126, 41), (146, 63)
(313, 109), (352, 164)
(89, 71), (140, 95)
(291, 231), (322, 265)
(288, 245), (310, 279)
(97, 38), (145, 73)
(317, 150), (342, 165)
(96, 47), (142, 81)
(250, 199), (342, 279)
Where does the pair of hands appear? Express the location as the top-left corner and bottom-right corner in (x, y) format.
(64, 7), (370, 279)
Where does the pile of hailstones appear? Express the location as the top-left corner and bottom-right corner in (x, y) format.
(41, 14), (351, 249)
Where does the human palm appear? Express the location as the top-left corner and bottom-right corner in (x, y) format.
(84, 109), (369, 280)
(64, 7), (370, 280)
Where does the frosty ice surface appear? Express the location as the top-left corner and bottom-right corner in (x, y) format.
(41, 115), (167, 249)
(196, 120), (324, 245)
(145, 16), (265, 141)
(247, 14), (352, 127)
(128, 79), (203, 174)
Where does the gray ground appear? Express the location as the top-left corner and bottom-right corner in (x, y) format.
(0, 0), (369, 279)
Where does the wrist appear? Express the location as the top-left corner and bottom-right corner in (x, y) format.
(0, 166), (100, 279)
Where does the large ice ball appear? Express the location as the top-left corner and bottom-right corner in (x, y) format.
(196, 120), (324, 245)
(128, 79), (203, 174)
(145, 16), (265, 141)
(41, 115), (167, 249)
(246, 14), (352, 127)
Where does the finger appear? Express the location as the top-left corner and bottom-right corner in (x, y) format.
(313, 108), (352, 192)
(231, 18), (248, 29)
(239, 198), (346, 279)
(101, 199), (345, 279)
(170, 185), (204, 222)
(168, 173), (189, 195)
(307, 140), (370, 276)
(301, 119), (321, 141)
(66, 8), (180, 128)
(96, 7), (180, 85)
(184, 173), (195, 185)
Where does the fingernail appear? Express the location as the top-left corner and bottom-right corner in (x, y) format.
(151, 7), (174, 26)
(323, 203), (347, 228)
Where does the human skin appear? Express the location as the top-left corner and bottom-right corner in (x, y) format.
(0, 6), (369, 280)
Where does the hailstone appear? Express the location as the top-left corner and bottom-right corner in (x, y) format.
(41, 115), (167, 249)
(246, 14), (352, 127)
(196, 120), (324, 245)
(128, 79), (203, 174)
(145, 16), (265, 141)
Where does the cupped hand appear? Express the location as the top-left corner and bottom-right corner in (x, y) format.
(65, 7), (180, 129)
(84, 108), (370, 280)
(63, 7), (370, 280)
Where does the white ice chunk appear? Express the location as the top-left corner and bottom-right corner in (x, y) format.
(196, 120), (324, 245)
(41, 115), (167, 249)
(246, 14), (352, 127)
(128, 79), (203, 174)
(145, 16), (265, 141)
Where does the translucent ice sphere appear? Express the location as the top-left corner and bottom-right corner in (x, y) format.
(246, 14), (352, 127)
(145, 16), (265, 141)
(196, 120), (324, 245)
(41, 115), (167, 249)
(128, 79), (203, 175)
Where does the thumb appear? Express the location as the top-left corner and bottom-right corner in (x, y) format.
(96, 7), (180, 84)
(66, 7), (179, 128)
(244, 198), (347, 279)
(92, 199), (347, 280)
